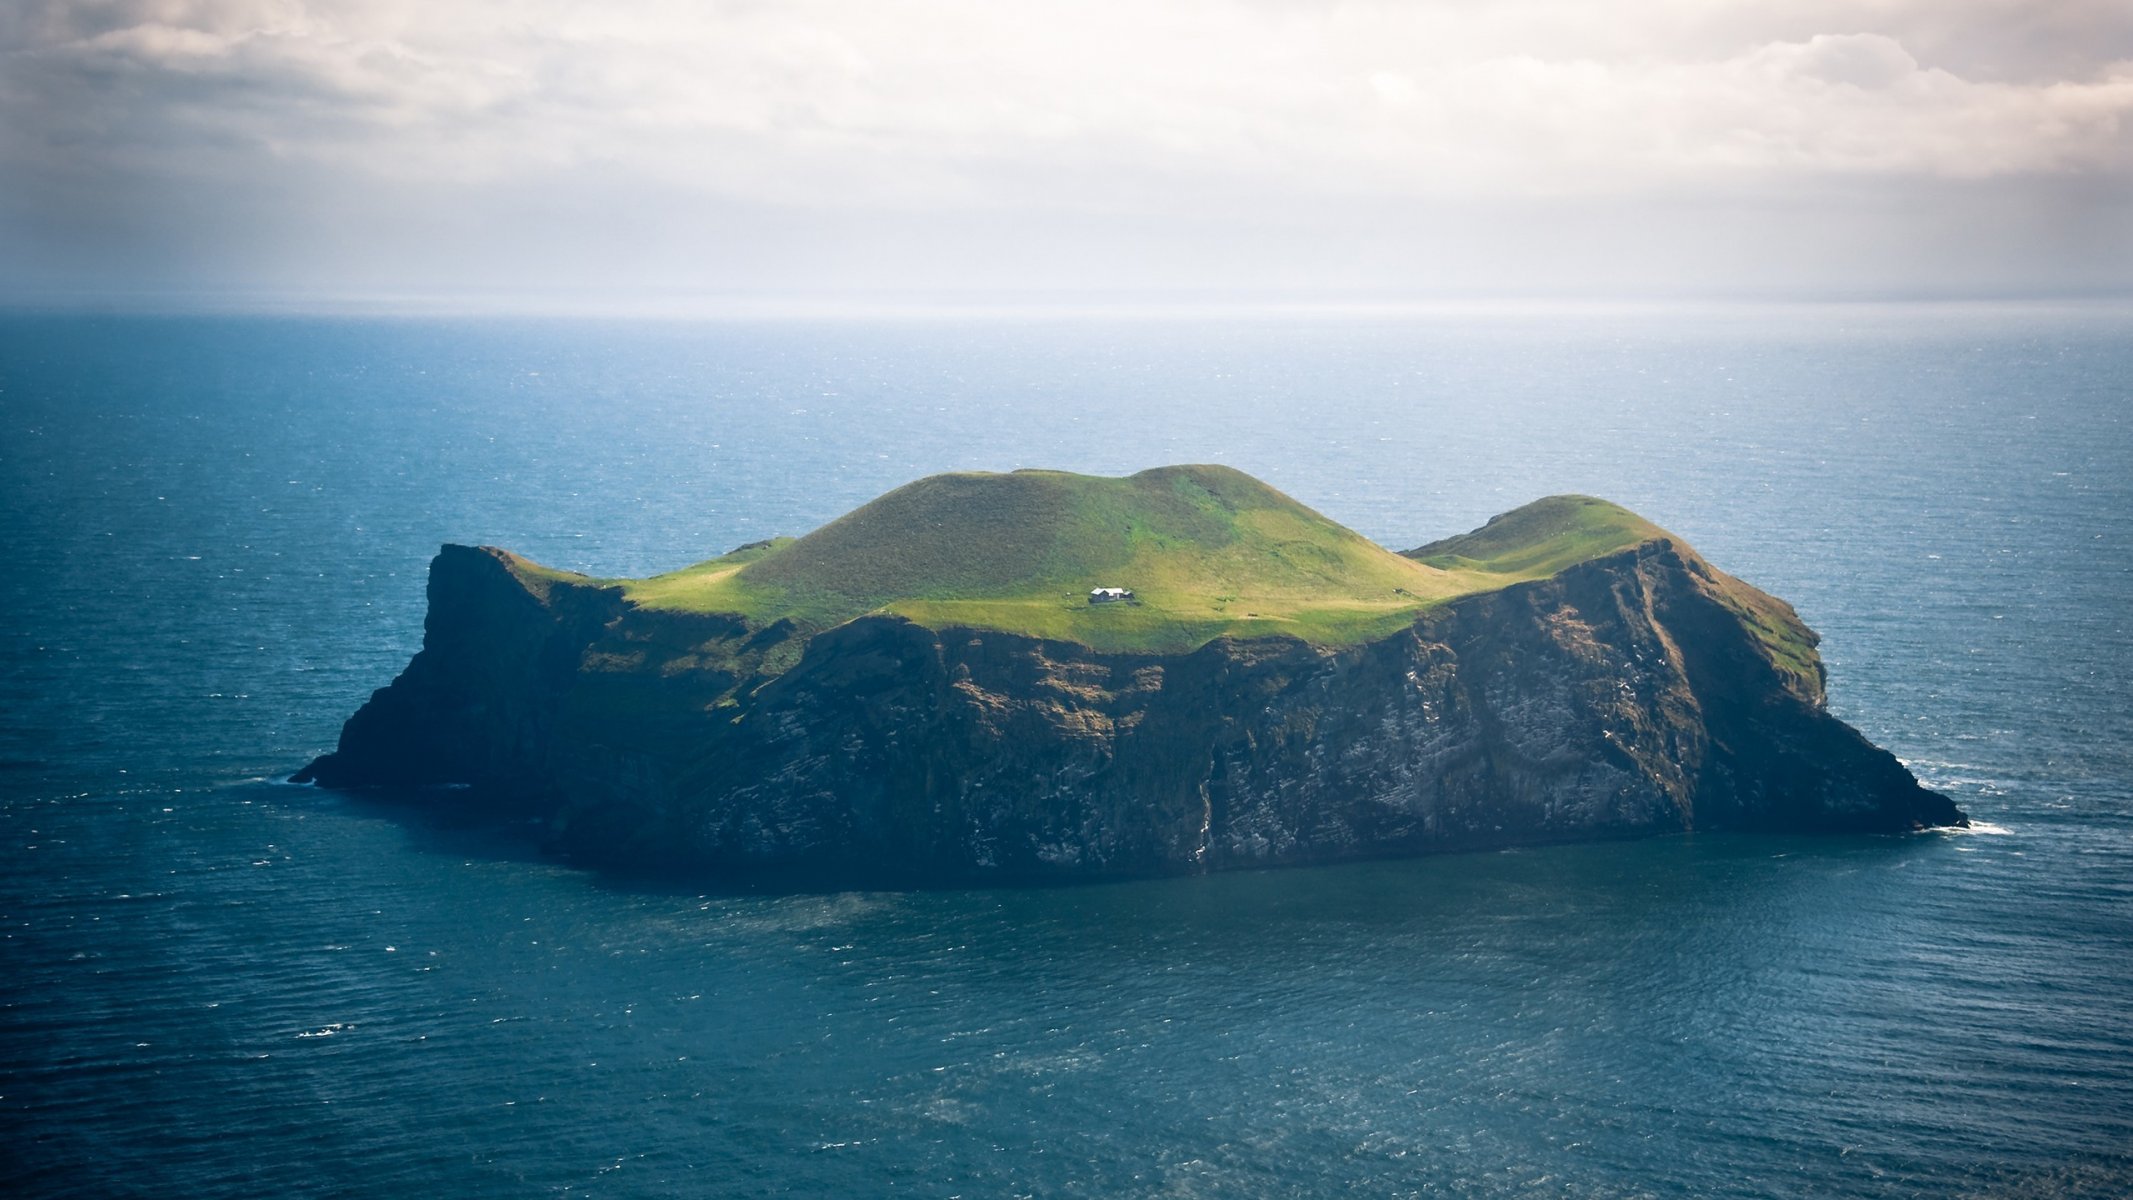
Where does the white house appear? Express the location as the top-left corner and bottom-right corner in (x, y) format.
(1088, 587), (1134, 604)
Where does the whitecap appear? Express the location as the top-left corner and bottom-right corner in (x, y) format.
(1940, 820), (2014, 836)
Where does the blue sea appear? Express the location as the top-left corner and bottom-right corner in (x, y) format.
(2, 306), (2129, 1197)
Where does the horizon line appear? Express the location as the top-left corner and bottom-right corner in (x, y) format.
(4, 287), (2132, 322)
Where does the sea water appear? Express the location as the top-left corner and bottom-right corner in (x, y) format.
(1, 306), (2128, 1197)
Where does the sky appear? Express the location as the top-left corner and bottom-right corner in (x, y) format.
(2, 0), (2129, 309)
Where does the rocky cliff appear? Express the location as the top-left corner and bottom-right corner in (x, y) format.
(298, 480), (1963, 884)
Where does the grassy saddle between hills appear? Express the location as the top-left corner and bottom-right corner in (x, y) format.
(498, 464), (1797, 660)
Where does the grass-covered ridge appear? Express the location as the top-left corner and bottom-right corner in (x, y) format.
(1405, 493), (1823, 694)
(506, 468), (1700, 654)
(1403, 494), (1667, 577)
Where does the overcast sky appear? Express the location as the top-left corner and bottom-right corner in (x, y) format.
(2, 0), (2129, 308)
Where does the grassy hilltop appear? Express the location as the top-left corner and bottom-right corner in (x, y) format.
(510, 465), (1684, 655)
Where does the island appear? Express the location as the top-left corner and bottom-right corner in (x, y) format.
(298, 465), (1965, 883)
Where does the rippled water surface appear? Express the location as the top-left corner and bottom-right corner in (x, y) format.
(3, 307), (2129, 1197)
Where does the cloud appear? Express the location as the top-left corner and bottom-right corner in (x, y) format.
(1, 0), (2128, 299)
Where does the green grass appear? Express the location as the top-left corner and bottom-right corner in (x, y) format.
(483, 468), (1819, 705)
(1403, 494), (1668, 576)
(550, 467), (1669, 653)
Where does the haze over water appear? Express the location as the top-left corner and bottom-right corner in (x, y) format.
(2, 305), (2129, 1197)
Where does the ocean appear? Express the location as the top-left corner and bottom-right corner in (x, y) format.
(2, 306), (2128, 1197)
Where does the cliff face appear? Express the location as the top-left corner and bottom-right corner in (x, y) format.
(298, 536), (1963, 884)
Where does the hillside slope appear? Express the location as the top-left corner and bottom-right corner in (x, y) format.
(570, 466), (1674, 653)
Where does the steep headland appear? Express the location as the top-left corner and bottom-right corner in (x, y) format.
(298, 465), (1963, 883)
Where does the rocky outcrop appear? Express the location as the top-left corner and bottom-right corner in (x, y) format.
(298, 537), (1964, 884)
